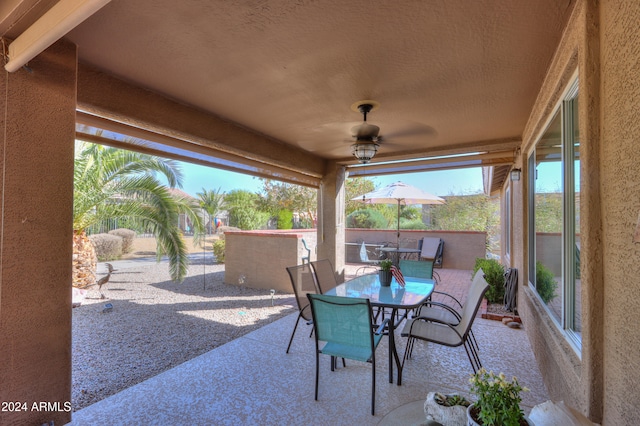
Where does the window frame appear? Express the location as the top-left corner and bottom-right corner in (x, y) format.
(528, 77), (581, 353)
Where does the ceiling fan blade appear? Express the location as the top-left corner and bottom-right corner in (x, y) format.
(383, 123), (437, 139)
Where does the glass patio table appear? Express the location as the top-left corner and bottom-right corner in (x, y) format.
(379, 246), (422, 265)
(325, 273), (434, 385)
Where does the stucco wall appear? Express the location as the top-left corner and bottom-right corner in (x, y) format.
(516, 0), (589, 419)
(599, 0), (640, 423)
(224, 230), (317, 293)
(345, 229), (486, 270)
(513, 1), (640, 423)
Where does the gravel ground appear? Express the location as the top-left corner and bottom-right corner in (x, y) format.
(72, 258), (296, 411)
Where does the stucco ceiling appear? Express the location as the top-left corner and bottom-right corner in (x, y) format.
(3, 0), (574, 175)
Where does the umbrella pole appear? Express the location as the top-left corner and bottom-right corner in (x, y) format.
(397, 201), (400, 247)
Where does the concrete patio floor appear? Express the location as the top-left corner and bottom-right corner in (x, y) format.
(69, 267), (549, 425)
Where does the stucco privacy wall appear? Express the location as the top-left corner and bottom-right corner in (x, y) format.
(345, 229), (486, 270)
(224, 230), (317, 292)
(0, 40), (76, 426)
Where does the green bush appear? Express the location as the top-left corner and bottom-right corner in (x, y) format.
(89, 233), (123, 261)
(108, 228), (136, 253)
(277, 209), (293, 229)
(535, 261), (558, 304)
(400, 218), (427, 230)
(212, 239), (225, 263)
(472, 258), (505, 303)
(346, 209), (388, 229)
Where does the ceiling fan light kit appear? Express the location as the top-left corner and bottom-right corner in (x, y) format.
(351, 142), (379, 164)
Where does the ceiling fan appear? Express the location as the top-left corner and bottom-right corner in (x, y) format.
(350, 101), (382, 164)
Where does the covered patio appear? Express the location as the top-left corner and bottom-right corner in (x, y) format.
(2, 1), (640, 424)
(70, 267), (548, 425)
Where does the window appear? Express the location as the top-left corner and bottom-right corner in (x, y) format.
(505, 186), (511, 258)
(528, 79), (581, 348)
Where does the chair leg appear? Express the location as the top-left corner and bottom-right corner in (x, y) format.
(286, 313), (303, 353)
(463, 340), (482, 373)
(371, 356), (376, 415)
(469, 329), (479, 352)
(402, 337), (413, 369)
(314, 351), (320, 401)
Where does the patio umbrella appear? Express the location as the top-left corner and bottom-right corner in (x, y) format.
(351, 181), (445, 245)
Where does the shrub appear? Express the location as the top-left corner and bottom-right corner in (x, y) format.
(108, 228), (136, 253)
(472, 258), (505, 303)
(89, 233), (123, 261)
(346, 209), (388, 229)
(400, 218), (427, 230)
(277, 209), (293, 229)
(212, 239), (225, 263)
(535, 261), (558, 304)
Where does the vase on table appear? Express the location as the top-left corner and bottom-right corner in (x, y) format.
(379, 270), (392, 286)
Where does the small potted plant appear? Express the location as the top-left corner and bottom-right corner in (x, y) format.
(467, 368), (531, 426)
(424, 392), (471, 424)
(378, 259), (393, 286)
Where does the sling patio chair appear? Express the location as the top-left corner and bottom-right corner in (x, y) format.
(310, 259), (341, 293)
(399, 259), (481, 356)
(419, 237), (444, 281)
(301, 238), (312, 265)
(285, 263), (321, 353)
(399, 258), (464, 310)
(356, 241), (380, 276)
(401, 268), (489, 373)
(306, 293), (389, 415)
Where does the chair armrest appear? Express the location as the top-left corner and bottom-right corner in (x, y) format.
(375, 318), (390, 335)
(432, 290), (464, 309)
(417, 301), (462, 321)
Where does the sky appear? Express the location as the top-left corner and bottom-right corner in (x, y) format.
(175, 162), (485, 198)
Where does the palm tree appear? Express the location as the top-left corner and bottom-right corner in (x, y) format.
(196, 187), (225, 234)
(73, 142), (203, 283)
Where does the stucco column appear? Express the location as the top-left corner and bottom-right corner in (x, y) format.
(317, 162), (346, 280)
(0, 39), (77, 425)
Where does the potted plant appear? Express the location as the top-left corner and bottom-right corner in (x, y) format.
(467, 368), (531, 426)
(378, 259), (393, 286)
(424, 392), (471, 425)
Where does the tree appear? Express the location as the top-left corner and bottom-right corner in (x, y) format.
(259, 179), (317, 228)
(428, 193), (499, 253)
(73, 142), (203, 282)
(345, 177), (376, 215)
(346, 209), (388, 229)
(197, 187), (225, 234)
(428, 194), (498, 232)
(225, 189), (270, 230)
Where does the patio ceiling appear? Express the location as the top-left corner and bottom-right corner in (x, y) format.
(2, 0), (574, 186)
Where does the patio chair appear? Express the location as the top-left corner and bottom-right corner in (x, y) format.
(401, 268), (489, 373)
(301, 238), (312, 264)
(285, 264), (321, 353)
(399, 238), (420, 260)
(356, 241), (379, 275)
(419, 237), (444, 281)
(310, 259), (340, 293)
(399, 258), (480, 355)
(306, 293), (389, 415)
